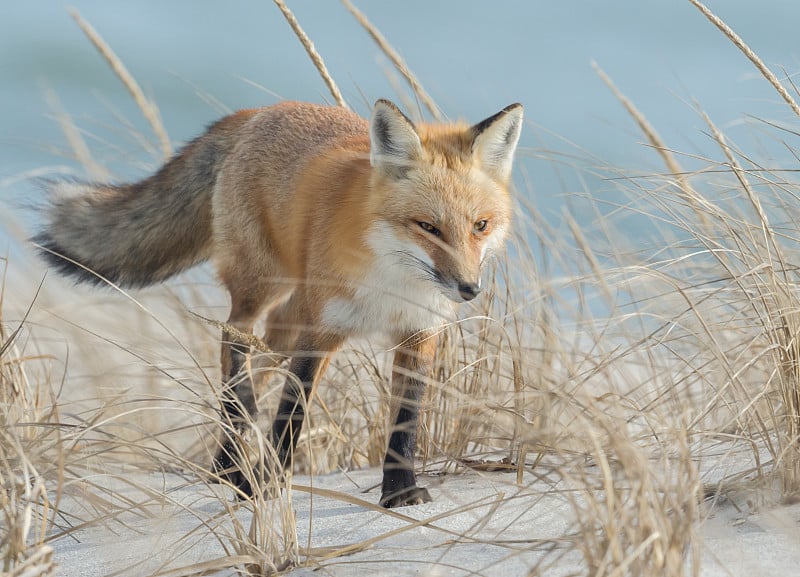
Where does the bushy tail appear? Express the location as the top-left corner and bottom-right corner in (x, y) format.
(34, 114), (247, 288)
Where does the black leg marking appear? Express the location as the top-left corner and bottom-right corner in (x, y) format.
(379, 334), (437, 507)
(220, 340), (258, 424)
(272, 354), (320, 469)
(213, 334), (260, 497)
(381, 402), (432, 508)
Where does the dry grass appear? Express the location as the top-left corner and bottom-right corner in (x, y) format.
(69, 8), (172, 160)
(272, 0), (347, 110)
(1, 272), (57, 577)
(3, 2), (800, 576)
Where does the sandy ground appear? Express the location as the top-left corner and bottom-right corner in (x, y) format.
(47, 465), (800, 577)
(7, 264), (800, 576)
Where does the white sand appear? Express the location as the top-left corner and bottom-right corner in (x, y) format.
(47, 466), (800, 576)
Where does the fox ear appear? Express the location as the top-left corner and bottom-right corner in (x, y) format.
(370, 99), (423, 174)
(471, 103), (523, 182)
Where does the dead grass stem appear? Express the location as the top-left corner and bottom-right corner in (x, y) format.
(687, 0), (800, 117)
(272, 0), (348, 109)
(341, 0), (441, 121)
(69, 8), (173, 159)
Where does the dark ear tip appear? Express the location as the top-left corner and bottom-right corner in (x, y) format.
(374, 98), (400, 112)
(471, 102), (524, 138)
(371, 99), (416, 130)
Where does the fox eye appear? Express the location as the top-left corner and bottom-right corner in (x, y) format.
(474, 219), (489, 233)
(418, 221), (441, 237)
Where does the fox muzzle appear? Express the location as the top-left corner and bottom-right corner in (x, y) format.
(457, 282), (481, 301)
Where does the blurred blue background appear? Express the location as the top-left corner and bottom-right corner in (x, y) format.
(2, 0), (799, 247)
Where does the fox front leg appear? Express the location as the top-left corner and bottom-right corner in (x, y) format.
(380, 333), (437, 508)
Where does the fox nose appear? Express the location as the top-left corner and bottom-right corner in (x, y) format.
(458, 282), (481, 301)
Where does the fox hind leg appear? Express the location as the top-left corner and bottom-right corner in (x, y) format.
(213, 305), (261, 496)
(212, 276), (290, 496)
(249, 293), (303, 386)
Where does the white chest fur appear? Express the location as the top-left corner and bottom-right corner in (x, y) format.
(319, 222), (455, 338)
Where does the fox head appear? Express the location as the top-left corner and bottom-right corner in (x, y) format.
(368, 99), (522, 304)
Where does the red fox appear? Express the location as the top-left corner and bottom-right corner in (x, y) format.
(35, 99), (523, 507)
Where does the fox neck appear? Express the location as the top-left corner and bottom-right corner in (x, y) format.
(318, 219), (456, 339)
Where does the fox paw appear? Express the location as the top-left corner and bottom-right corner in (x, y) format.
(211, 460), (257, 497)
(380, 485), (432, 508)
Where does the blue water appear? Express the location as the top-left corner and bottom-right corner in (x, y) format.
(2, 0), (799, 241)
